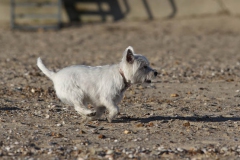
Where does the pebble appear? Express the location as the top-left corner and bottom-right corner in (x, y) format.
(5, 146), (10, 151)
(98, 134), (106, 139)
(201, 148), (207, 154)
(56, 123), (62, 127)
(105, 155), (114, 160)
(79, 130), (86, 134)
(31, 88), (35, 93)
(124, 130), (131, 134)
(106, 149), (114, 155)
(183, 121), (190, 127)
(128, 154), (134, 158)
(147, 122), (154, 127)
(48, 105), (56, 109)
(136, 123), (144, 127)
(170, 93), (179, 97)
(187, 91), (192, 94)
(177, 148), (184, 152)
(14, 141), (19, 145)
(220, 147), (228, 152)
(157, 146), (167, 152)
(2, 22), (240, 160)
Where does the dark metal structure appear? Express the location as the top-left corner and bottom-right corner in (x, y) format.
(63, 0), (127, 23)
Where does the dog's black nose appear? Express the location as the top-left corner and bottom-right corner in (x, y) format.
(154, 70), (158, 76)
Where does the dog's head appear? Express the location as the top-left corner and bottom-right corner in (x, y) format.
(120, 46), (158, 84)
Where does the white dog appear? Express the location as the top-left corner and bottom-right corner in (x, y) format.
(37, 46), (157, 122)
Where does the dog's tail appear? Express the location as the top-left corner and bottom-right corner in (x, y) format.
(37, 57), (55, 80)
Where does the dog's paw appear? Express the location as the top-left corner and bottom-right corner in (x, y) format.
(87, 111), (96, 117)
(107, 117), (112, 123)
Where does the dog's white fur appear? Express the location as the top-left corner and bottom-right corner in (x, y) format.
(37, 46), (157, 122)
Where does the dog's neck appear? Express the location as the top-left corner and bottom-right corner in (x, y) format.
(119, 68), (131, 91)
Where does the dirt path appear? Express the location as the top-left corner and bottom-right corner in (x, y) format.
(0, 15), (240, 159)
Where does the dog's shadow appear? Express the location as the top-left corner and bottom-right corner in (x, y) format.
(0, 107), (21, 111)
(115, 115), (240, 123)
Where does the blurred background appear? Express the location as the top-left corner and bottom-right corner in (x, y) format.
(1, 0), (240, 29)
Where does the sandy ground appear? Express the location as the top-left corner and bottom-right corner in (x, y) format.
(1, 15), (240, 159)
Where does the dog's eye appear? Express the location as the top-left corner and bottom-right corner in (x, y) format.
(143, 66), (148, 69)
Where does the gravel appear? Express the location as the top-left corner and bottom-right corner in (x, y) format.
(0, 15), (240, 159)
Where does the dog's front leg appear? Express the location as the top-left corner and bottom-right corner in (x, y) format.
(105, 103), (119, 123)
(107, 106), (119, 123)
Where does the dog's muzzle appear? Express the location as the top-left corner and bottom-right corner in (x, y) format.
(145, 70), (158, 83)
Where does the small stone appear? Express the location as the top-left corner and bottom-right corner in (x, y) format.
(138, 85), (144, 90)
(124, 130), (131, 134)
(148, 122), (154, 127)
(31, 88), (35, 93)
(79, 130), (86, 134)
(105, 154), (114, 160)
(221, 147), (228, 152)
(136, 123), (144, 127)
(98, 134), (106, 139)
(56, 123), (62, 127)
(157, 146), (166, 151)
(226, 79), (234, 82)
(106, 149), (114, 155)
(177, 148), (183, 152)
(183, 121), (190, 127)
(170, 93), (179, 97)
(130, 91), (135, 95)
(90, 128), (99, 134)
(14, 141), (19, 145)
(128, 154), (134, 158)
(51, 132), (64, 138)
(201, 148), (207, 154)
(5, 146), (10, 151)
(45, 114), (50, 119)
(48, 105), (56, 109)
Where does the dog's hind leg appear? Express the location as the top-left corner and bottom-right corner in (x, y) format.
(73, 99), (96, 117)
(74, 104), (96, 117)
(74, 103), (96, 125)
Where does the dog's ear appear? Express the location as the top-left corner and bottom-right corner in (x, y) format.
(126, 46), (134, 64)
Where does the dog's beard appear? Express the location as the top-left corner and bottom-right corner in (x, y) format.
(131, 72), (154, 84)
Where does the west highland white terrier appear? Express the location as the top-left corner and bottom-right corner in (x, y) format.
(37, 46), (158, 122)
